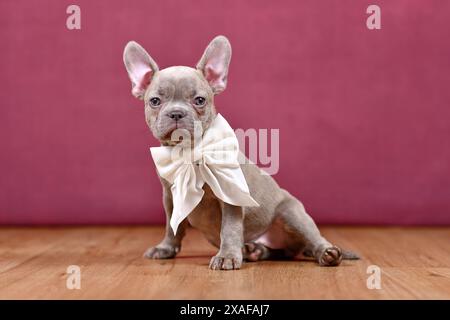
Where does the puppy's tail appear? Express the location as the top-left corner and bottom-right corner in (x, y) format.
(342, 249), (360, 260)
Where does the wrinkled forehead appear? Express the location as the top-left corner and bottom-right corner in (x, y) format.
(148, 66), (210, 98)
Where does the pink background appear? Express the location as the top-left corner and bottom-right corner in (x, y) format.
(1, 0), (449, 225)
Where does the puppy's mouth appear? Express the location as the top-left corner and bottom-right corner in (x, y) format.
(159, 121), (194, 143)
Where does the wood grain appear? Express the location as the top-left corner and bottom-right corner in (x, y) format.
(0, 226), (449, 299)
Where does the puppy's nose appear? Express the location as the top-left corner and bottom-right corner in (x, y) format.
(167, 110), (186, 121)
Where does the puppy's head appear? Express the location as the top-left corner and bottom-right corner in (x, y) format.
(123, 36), (232, 145)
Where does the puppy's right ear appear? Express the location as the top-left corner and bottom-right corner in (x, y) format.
(123, 41), (159, 99)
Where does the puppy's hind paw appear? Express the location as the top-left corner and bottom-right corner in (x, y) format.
(143, 246), (179, 259)
(243, 242), (266, 262)
(319, 246), (343, 267)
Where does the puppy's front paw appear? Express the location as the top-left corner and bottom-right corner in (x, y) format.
(143, 245), (179, 259)
(209, 253), (242, 270)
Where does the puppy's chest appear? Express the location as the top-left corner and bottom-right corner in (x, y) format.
(185, 185), (222, 233)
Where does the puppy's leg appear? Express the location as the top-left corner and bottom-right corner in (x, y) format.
(144, 186), (187, 259)
(277, 192), (343, 266)
(209, 202), (244, 270)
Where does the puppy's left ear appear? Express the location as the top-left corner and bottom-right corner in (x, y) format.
(196, 35), (232, 94)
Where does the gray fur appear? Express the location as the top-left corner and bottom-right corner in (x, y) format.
(124, 35), (359, 270)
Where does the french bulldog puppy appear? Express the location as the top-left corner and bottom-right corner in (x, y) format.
(123, 35), (359, 270)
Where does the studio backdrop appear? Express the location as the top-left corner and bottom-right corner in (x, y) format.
(1, 0), (449, 225)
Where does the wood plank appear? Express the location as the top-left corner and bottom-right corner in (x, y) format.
(0, 226), (449, 299)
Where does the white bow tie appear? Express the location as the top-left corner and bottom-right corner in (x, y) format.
(150, 114), (259, 235)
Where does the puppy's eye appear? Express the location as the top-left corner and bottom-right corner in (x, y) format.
(149, 97), (161, 107)
(194, 96), (206, 106)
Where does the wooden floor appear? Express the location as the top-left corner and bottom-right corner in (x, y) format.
(0, 226), (449, 299)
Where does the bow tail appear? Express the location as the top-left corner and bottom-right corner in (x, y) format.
(199, 165), (259, 208)
(169, 166), (205, 235)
